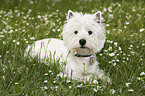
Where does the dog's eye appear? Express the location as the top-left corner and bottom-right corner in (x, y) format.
(74, 31), (78, 34)
(88, 31), (92, 35)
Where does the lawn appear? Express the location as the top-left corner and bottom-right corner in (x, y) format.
(0, 0), (145, 95)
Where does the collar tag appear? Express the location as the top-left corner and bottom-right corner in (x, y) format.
(89, 57), (95, 65)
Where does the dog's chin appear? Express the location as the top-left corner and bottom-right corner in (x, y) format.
(73, 47), (93, 55)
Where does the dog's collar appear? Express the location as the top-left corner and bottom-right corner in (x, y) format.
(74, 53), (93, 57)
(74, 53), (96, 65)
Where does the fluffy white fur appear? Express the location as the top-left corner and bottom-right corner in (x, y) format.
(25, 10), (110, 81)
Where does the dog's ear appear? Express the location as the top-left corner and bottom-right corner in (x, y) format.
(93, 11), (102, 24)
(67, 10), (74, 19)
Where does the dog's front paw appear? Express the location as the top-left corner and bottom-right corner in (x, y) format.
(77, 75), (92, 83)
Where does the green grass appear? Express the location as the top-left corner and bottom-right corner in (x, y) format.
(0, 0), (145, 95)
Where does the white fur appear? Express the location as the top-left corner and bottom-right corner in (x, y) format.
(25, 10), (110, 81)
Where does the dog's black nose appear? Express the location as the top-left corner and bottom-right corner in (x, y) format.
(79, 39), (86, 46)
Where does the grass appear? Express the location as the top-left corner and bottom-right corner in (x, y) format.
(0, 0), (145, 95)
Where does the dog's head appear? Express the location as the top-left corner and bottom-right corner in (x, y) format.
(62, 10), (106, 55)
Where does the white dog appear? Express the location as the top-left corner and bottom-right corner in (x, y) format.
(25, 10), (110, 82)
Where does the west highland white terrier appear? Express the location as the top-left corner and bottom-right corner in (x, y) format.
(25, 10), (110, 82)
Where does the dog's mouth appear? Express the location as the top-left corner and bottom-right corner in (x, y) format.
(80, 46), (86, 49)
(79, 46), (90, 50)
(73, 47), (93, 56)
